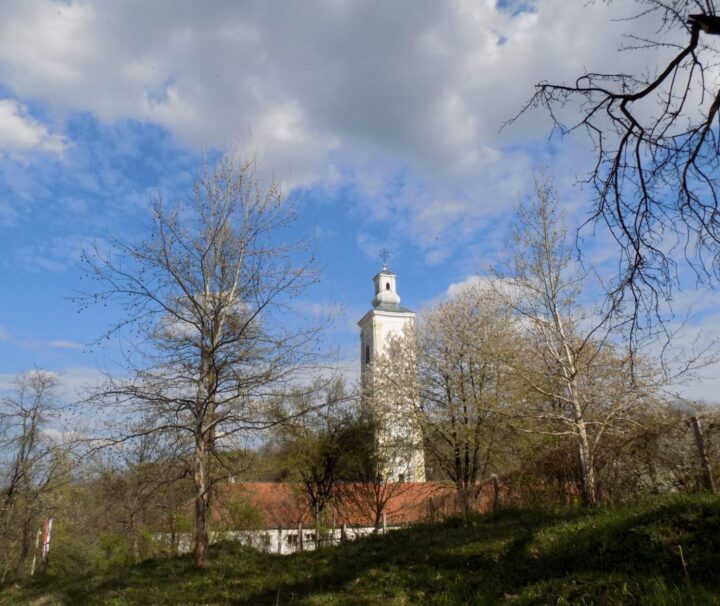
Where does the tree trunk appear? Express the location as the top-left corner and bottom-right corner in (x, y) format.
(14, 514), (33, 577)
(193, 345), (212, 569)
(553, 293), (598, 507)
(458, 483), (473, 513)
(491, 474), (501, 511)
(314, 501), (320, 549)
(570, 387), (597, 506)
(130, 517), (140, 564)
(193, 437), (209, 568)
(170, 525), (177, 557)
(691, 416), (716, 494)
(373, 501), (383, 534)
(575, 421), (597, 506)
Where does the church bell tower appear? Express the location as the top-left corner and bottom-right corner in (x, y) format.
(358, 254), (425, 482)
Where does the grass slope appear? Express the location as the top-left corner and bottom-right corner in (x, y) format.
(3, 494), (720, 605)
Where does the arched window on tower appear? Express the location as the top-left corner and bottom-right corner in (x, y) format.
(386, 282), (390, 290)
(365, 345), (370, 364)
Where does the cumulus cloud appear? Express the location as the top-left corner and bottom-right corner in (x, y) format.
(439, 272), (720, 403)
(0, 366), (107, 399)
(0, 99), (66, 157)
(54, 366), (106, 397)
(2, 1), (717, 399)
(414, 273), (499, 310)
(444, 275), (489, 299)
(0, 0), (656, 250)
(438, 274), (528, 311)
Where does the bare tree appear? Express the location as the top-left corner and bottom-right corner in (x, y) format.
(336, 459), (414, 534)
(337, 335), (428, 530)
(496, 176), (711, 504)
(0, 370), (64, 580)
(495, 177), (633, 505)
(272, 378), (359, 538)
(602, 398), (720, 499)
(515, 1), (720, 336)
(81, 154), (321, 567)
(93, 431), (189, 563)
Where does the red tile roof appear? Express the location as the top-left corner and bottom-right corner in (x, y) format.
(210, 481), (496, 529)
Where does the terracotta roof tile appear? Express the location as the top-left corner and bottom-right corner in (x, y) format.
(209, 481), (496, 529)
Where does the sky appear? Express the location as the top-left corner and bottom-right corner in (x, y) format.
(1, 0), (719, 401)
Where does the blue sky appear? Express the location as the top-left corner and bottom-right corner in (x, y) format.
(1, 0), (718, 400)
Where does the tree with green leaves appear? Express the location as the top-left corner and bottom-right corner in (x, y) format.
(414, 286), (520, 511)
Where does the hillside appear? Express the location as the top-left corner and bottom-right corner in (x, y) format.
(3, 495), (720, 605)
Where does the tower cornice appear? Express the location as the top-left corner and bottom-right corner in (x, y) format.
(357, 307), (415, 327)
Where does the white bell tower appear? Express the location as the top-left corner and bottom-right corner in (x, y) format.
(358, 253), (425, 482)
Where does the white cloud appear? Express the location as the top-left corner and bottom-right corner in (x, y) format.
(0, 0), (654, 249)
(445, 275), (486, 299)
(14, 234), (96, 273)
(0, 366), (107, 400)
(0, 99), (66, 157)
(442, 274), (526, 303)
(54, 366), (106, 398)
(48, 340), (84, 350)
(0, 327), (88, 360)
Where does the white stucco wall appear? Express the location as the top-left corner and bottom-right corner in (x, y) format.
(358, 268), (425, 483)
(359, 309), (415, 387)
(156, 526), (399, 556)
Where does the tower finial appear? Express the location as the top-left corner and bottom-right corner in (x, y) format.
(379, 248), (389, 271)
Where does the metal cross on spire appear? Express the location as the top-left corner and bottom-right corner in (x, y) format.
(379, 248), (390, 271)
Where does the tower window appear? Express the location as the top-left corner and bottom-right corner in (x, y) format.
(386, 282), (390, 290)
(365, 345), (370, 364)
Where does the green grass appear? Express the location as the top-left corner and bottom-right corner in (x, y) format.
(3, 494), (720, 605)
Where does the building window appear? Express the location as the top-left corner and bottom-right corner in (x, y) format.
(365, 345), (370, 364)
(386, 282), (390, 290)
(286, 533), (298, 545)
(399, 473), (405, 483)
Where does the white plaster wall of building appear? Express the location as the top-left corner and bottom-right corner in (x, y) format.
(357, 261), (426, 483)
(157, 526), (395, 556)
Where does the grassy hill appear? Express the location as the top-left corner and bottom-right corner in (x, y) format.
(2, 494), (720, 605)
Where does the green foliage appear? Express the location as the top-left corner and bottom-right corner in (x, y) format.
(222, 501), (264, 531)
(172, 512), (192, 534)
(98, 533), (135, 570)
(43, 518), (98, 579)
(45, 524), (135, 580)
(3, 495), (720, 605)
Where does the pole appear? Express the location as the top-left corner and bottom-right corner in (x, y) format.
(29, 527), (41, 576)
